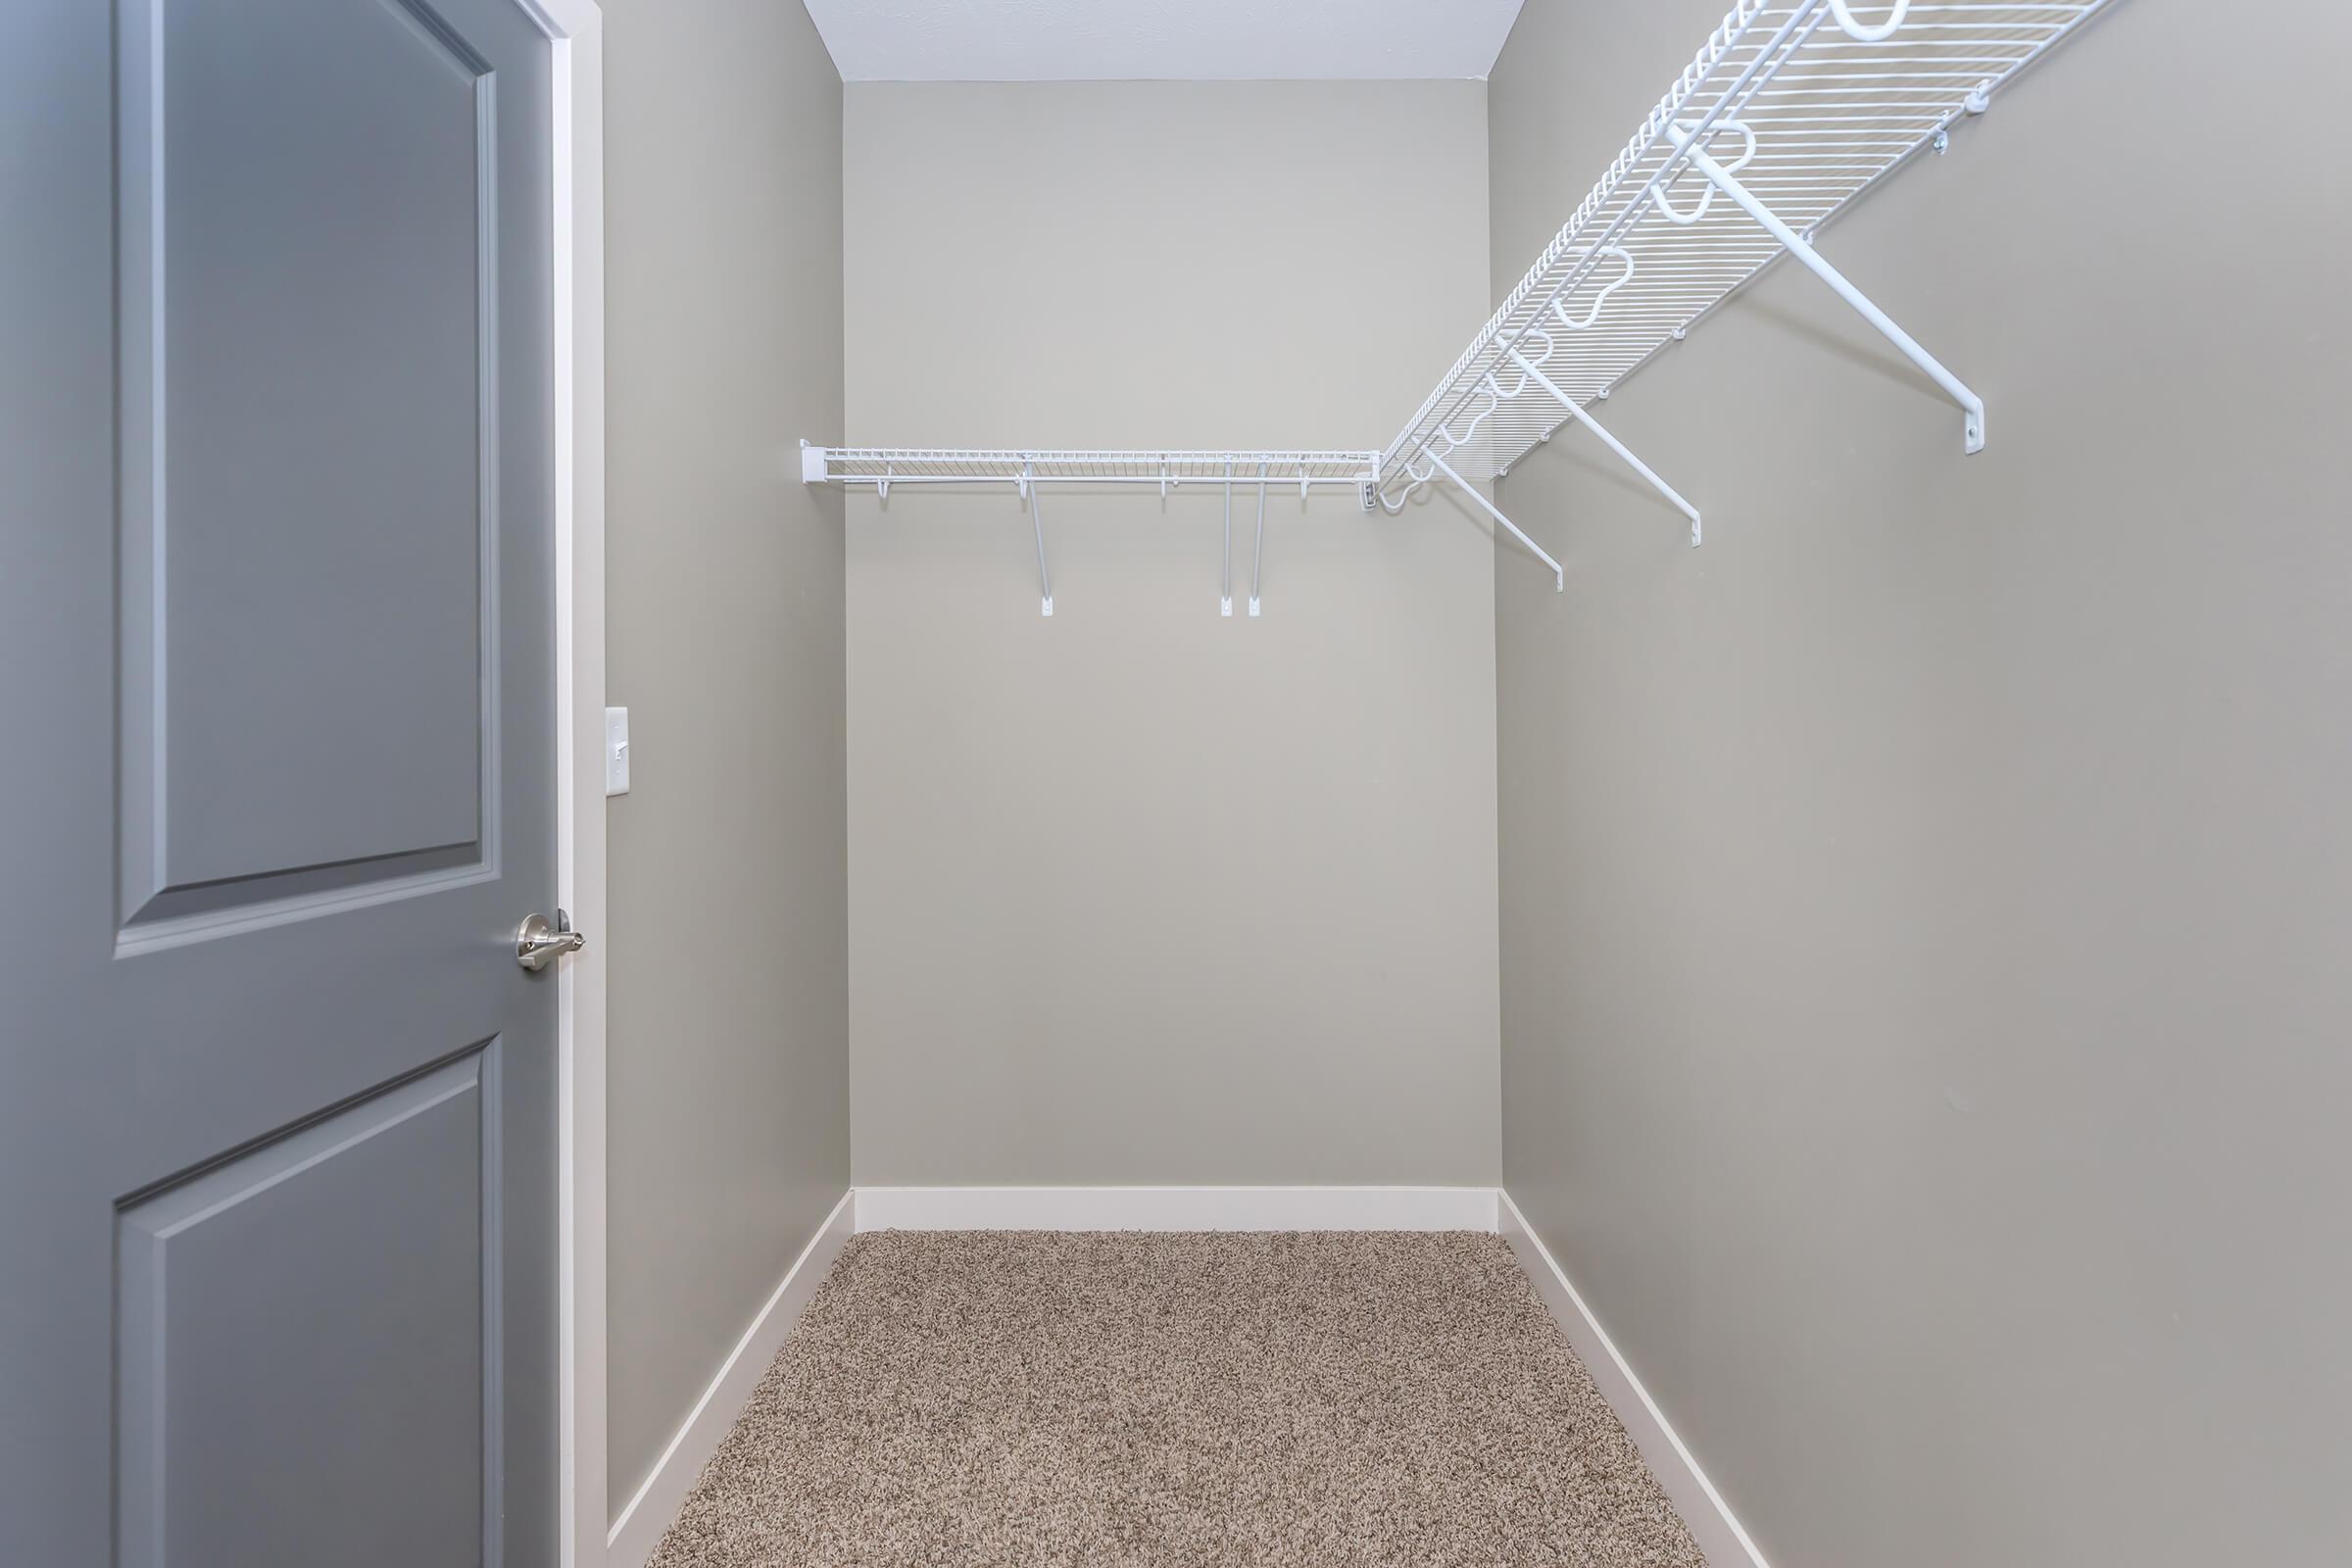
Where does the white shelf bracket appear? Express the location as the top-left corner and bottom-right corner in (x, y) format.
(1219, 458), (1235, 616)
(1506, 348), (1702, 547)
(1666, 119), (1985, 454)
(1421, 444), (1563, 593)
(1249, 460), (1268, 616)
(1022, 459), (1053, 616)
(800, 440), (827, 483)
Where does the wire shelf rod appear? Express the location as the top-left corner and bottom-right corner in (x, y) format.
(799, 1), (2117, 607)
(1377, 0), (2112, 502)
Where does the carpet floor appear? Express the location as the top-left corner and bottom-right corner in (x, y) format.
(646, 1230), (1709, 1568)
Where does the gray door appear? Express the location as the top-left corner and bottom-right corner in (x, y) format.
(2, 0), (561, 1563)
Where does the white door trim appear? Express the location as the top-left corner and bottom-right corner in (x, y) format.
(513, 2), (609, 1564)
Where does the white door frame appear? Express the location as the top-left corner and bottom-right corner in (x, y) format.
(515, 2), (610, 1564)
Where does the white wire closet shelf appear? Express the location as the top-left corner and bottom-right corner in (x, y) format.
(801, 447), (1379, 496)
(801, 445), (1383, 617)
(805, 0), (2118, 605)
(1378, 0), (2114, 534)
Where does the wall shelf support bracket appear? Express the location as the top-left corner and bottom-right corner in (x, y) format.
(1022, 459), (1054, 616)
(1666, 120), (1985, 454)
(1422, 445), (1563, 592)
(1249, 461), (1268, 616)
(1219, 459), (1235, 616)
(1506, 349), (1702, 546)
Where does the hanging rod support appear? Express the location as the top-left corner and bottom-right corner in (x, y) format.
(1250, 461), (1268, 616)
(1421, 446), (1563, 592)
(1506, 349), (1703, 547)
(1666, 120), (1985, 454)
(1219, 459), (1235, 617)
(1023, 460), (1053, 616)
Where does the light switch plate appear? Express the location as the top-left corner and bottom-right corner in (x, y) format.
(604, 707), (630, 796)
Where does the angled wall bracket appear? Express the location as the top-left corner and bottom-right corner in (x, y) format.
(1506, 349), (1702, 546)
(1249, 461), (1269, 616)
(1018, 460), (1054, 616)
(1219, 459), (1235, 616)
(1663, 120), (1986, 454)
(1422, 445), (1564, 592)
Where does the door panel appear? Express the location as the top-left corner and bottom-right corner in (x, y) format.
(120, 0), (495, 913)
(1, 0), (560, 1562)
(118, 1047), (497, 1568)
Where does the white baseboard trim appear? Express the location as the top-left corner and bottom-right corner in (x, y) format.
(1497, 1189), (1772, 1568)
(853, 1184), (1500, 1234)
(605, 1188), (855, 1568)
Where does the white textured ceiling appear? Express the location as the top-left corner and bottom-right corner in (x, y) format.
(803, 0), (1528, 82)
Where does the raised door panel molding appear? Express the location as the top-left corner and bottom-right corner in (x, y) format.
(117, 0), (500, 941)
(116, 1046), (503, 1568)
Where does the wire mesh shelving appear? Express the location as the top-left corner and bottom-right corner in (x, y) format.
(804, 1), (2119, 603)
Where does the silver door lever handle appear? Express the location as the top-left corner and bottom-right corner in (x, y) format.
(515, 910), (586, 971)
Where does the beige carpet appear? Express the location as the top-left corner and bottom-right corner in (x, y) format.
(647, 1230), (1709, 1568)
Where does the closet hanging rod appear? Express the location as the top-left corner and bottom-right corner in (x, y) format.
(804, 444), (1380, 504)
(802, 444), (1383, 617)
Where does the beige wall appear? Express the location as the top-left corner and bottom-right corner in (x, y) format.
(1491, 2), (2352, 1565)
(844, 81), (1500, 1185)
(603, 0), (848, 1512)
